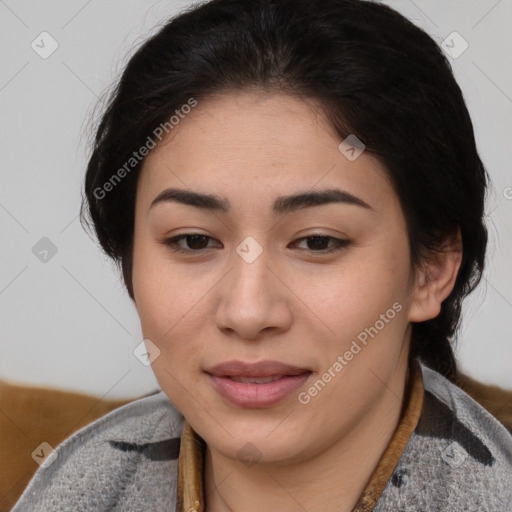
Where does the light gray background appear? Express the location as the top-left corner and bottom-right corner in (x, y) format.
(1, 0), (511, 398)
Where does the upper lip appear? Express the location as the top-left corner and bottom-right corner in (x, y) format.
(206, 360), (311, 378)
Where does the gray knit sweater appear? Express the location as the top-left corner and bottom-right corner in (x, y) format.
(11, 363), (512, 511)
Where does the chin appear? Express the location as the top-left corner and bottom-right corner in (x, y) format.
(222, 439), (299, 466)
(203, 422), (309, 466)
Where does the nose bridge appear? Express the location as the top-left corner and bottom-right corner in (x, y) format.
(231, 234), (272, 301)
(215, 234), (291, 337)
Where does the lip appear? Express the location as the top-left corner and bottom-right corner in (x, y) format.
(206, 359), (310, 377)
(205, 360), (312, 408)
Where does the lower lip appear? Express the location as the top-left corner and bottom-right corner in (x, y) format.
(207, 372), (312, 408)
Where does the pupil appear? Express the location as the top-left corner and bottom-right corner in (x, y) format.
(308, 236), (328, 250)
(188, 235), (208, 249)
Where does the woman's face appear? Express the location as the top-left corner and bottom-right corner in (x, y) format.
(132, 90), (418, 464)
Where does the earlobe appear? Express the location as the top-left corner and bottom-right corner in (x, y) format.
(408, 228), (463, 323)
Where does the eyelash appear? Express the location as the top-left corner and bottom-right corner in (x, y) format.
(163, 234), (351, 255)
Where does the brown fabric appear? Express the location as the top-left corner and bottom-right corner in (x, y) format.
(177, 363), (424, 512)
(455, 372), (512, 434)
(177, 421), (205, 512)
(0, 379), (140, 512)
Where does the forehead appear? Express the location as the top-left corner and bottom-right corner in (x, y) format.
(137, 90), (394, 214)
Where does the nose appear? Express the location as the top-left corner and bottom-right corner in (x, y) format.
(214, 242), (293, 340)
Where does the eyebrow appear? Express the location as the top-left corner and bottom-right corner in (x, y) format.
(149, 187), (374, 215)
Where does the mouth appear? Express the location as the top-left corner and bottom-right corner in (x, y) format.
(205, 360), (313, 408)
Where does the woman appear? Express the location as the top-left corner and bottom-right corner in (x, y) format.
(12, 0), (512, 510)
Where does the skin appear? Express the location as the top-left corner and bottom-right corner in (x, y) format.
(131, 89), (462, 512)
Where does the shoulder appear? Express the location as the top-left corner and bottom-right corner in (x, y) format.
(11, 391), (185, 512)
(376, 363), (512, 512)
(421, 364), (512, 456)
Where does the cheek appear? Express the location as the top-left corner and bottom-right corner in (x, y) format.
(320, 254), (407, 322)
(132, 246), (210, 366)
(314, 246), (411, 358)
(133, 240), (176, 341)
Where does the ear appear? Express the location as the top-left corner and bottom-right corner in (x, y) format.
(408, 227), (463, 323)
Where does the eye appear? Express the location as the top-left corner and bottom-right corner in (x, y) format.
(292, 235), (351, 254)
(162, 234), (351, 255)
(163, 234), (220, 254)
